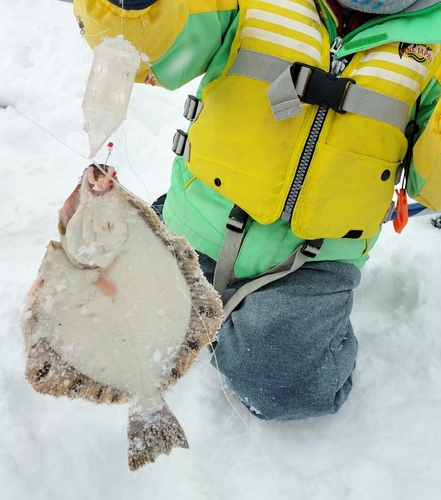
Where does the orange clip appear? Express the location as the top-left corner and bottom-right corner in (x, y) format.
(393, 188), (408, 234)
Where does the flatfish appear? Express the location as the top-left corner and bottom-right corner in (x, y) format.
(21, 165), (223, 470)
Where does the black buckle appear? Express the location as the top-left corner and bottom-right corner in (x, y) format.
(291, 63), (355, 114)
(226, 205), (249, 233)
(301, 238), (323, 258)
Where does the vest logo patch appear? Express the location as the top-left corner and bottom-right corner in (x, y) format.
(399, 43), (434, 64)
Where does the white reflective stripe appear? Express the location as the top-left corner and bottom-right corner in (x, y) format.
(246, 9), (322, 42)
(241, 27), (322, 64)
(256, 0), (321, 24)
(360, 51), (429, 79)
(351, 67), (421, 93)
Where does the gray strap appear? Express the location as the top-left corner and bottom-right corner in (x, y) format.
(215, 224), (323, 321)
(229, 49), (290, 83)
(182, 139), (190, 162)
(213, 227), (246, 303)
(222, 245), (309, 321)
(266, 67), (302, 120)
(213, 207), (249, 302)
(228, 49), (409, 131)
(341, 85), (409, 132)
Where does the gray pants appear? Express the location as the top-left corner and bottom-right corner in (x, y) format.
(198, 253), (361, 420)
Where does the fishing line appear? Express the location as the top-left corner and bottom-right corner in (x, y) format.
(12, 106), (136, 199)
(75, 8), (110, 39)
(120, 0), (125, 37)
(121, 125), (152, 203)
(12, 107), (85, 159)
(11, 107), (148, 206)
(13, 94), (288, 500)
(12, 57), (288, 500)
(169, 273), (288, 500)
(89, 138), (286, 496)
(145, 204), (289, 497)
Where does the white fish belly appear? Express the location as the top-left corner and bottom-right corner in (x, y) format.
(33, 213), (192, 409)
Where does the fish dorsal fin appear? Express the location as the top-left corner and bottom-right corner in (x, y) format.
(161, 233), (224, 389)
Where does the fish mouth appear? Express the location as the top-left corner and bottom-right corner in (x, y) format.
(86, 164), (117, 196)
(58, 165), (117, 237)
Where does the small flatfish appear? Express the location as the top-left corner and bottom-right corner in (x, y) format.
(21, 165), (223, 470)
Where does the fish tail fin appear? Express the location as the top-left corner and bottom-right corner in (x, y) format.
(127, 404), (189, 470)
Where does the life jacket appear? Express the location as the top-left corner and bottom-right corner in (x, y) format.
(173, 0), (441, 241)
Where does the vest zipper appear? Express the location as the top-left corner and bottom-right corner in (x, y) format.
(280, 37), (347, 223)
(281, 105), (329, 221)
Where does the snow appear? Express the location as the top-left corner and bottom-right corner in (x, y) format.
(1, 0), (441, 498)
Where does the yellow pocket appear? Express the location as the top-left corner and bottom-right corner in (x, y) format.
(188, 74), (313, 225)
(291, 145), (401, 240)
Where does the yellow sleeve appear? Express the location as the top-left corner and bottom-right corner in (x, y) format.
(73, 0), (238, 84)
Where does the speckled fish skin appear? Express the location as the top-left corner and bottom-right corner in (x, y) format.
(20, 165), (223, 470)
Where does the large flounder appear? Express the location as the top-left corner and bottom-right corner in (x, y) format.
(21, 165), (223, 470)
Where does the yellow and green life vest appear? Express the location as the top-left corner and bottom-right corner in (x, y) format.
(74, 0), (441, 277)
(182, 0), (441, 240)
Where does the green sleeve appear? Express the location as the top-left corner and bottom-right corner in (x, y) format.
(151, 9), (238, 90)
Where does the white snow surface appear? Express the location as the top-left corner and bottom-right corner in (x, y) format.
(2, 1), (441, 498)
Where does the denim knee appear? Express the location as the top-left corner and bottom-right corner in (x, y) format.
(218, 324), (358, 421)
(230, 377), (355, 421)
(209, 260), (361, 421)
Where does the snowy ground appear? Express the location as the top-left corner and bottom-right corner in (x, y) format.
(2, 1), (441, 499)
